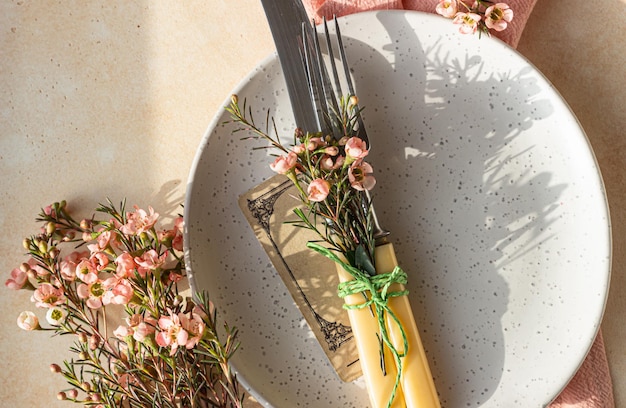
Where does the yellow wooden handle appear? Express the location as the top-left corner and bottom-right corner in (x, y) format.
(335, 261), (406, 408)
(375, 242), (441, 408)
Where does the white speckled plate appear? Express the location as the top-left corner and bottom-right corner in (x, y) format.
(184, 11), (611, 407)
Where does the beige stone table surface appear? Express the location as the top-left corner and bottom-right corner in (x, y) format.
(1, 1), (624, 407)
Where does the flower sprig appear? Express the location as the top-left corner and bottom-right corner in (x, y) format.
(227, 94), (378, 275)
(6, 200), (245, 408)
(436, 0), (514, 36)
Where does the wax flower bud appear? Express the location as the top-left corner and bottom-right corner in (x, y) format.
(80, 219), (92, 230)
(17, 311), (40, 331)
(349, 95), (359, 108)
(89, 335), (100, 350)
(48, 247), (59, 259)
(37, 239), (48, 254)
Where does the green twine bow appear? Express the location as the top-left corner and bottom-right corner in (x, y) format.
(306, 242), (409, 408)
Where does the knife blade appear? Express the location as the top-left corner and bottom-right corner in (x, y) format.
(259, 0), (322, 134)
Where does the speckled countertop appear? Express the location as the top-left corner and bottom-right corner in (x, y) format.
(1, 1), (624, 407)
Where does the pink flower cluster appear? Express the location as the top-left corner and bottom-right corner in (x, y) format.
(5, 201), (245, 407)
(269, 134), (376, 203)
(436, 1), (513, 34)
(7, 204), (185, 322)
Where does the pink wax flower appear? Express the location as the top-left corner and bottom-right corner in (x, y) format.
(436, 0), (458, 18)
(158, 217), (184, 252)
(172, 217), (184, 251)
(102, 277), (134, 305)
(17, 311), (40, 331)
(319, 154), (335, 171)
(269, 151), (298, 175)
(32, 283), (66, 308)
(158, 228), (176, 244)
(76, 259), (98, 284)
(484, 3), (513, 31)
(307, 137), (325, 151)
(91, 251), (110, 272)
(98, 229), (118, 248)
(60, 251), (90, 281)
(59, 261), (77, 281)
(134, 249), (167, 277)
(88, 230), (115, 253)
(115, 252), (137, 278)
(119, 314), (158, 342)
(324, 146), (339, 156)
(156, 313), (189, 355)
(28, 258), (49, 277)
(321, 154), (345, 171)
(113, 324), (133, 339)
(453, 12), (482, 34)
(307, 178), (331, 202)
(6, 267), (28, 290)
(43, 204), (56, 218)
(129, 314), (157, 342)
(77, 279), (105, 309)
(348, 160), (376, 191)
(344, 137), (369, 161)
(45, 306), (67, 326)
(120, 206), (159, 235)
(292, 143), (306, 154)
(180, 312), (206, 349)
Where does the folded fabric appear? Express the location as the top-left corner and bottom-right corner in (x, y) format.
(550, 331), (615, 408)
(301, 2), (616, 406)
(303, 0), (537, 48)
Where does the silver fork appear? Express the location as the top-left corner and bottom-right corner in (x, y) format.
(302, 17), (390, 243)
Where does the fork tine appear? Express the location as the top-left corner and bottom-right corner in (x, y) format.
(301, 22), (329, 136)
(322, 18), (343, 99)
(332, 18), (369, 147)
(313, 20), (342, 140)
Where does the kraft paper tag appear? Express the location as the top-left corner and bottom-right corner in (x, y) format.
(238, 175), (361, 382)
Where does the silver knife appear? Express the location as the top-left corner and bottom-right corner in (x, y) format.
(259, 0), (323, 134)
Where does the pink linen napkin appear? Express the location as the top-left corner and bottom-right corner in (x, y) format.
(304, 0), (536, 48)
(302, 1), (615, 406)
